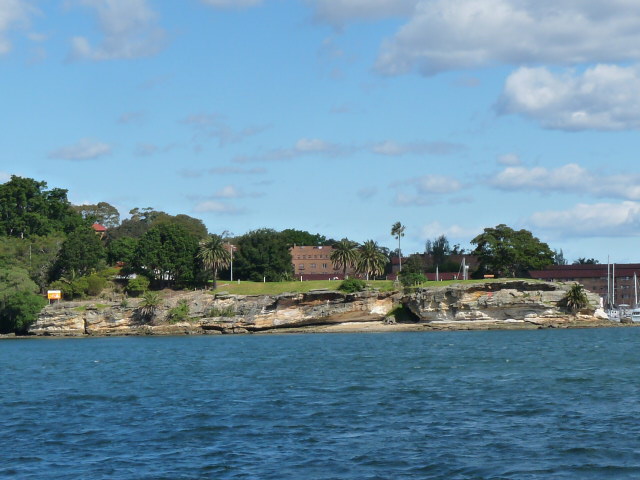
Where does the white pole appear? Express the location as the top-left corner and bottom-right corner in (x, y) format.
(607, 257), (610, 308)
(230, 246), (234, 282)
(613, 263), (616, 306)
(635, 272), (638, 306)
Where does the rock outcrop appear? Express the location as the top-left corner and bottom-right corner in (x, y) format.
(403, 280), (607, 325)
(28, 280), (611, 336)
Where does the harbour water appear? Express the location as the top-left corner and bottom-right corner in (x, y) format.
(2, 329), (640, 479)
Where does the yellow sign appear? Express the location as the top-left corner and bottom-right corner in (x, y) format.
(47, 290), (62, 300)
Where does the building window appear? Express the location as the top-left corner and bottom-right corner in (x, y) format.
(322, 263), (328, 269)
(299, 265), (305, 270)
(310, 263), (316, 268)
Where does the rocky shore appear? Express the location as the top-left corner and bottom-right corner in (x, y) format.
(22, 280), (621, 337)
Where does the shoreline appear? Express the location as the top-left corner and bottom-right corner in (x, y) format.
(3, 318), (635, 339)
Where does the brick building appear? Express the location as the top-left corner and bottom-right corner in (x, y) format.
(290, 245), (356, 280)
(529, 263), (640, 306)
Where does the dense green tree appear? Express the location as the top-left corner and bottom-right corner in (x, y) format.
(391, 222), (406, 271)
(154, 214), (208, 240)
(197, 234), (231, 289)
(107, 237), (138, 266)
(133, 223), (200, 287)
(0, 176), (82, 238)
(573, 257), (600, 265)
(402, 254), (426, 275)
(0, 290), (46, 334)
(109, 208), (208, 241)
(50, 227), (107, 280)
(426, 234), (451, 268)
(0, 265), (38, 303)
(0, 234), (64, 291)
(330, 238), (360, 278)
(564, 283), (589, 312)
(73, 202), (120, 229)
(356, 240), (388, 280)
(233, 228), (293, 282)
(279, 229), (329, 247)
(471, 224), (554, 278)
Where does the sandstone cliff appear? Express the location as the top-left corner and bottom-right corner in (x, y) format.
(28, 280), (610, 336)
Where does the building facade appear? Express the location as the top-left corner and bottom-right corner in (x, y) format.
(290, 245), (356, 280)
(529, 263), (640, 306)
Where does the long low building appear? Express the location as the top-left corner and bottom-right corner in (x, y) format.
(529, 263), (640, 306)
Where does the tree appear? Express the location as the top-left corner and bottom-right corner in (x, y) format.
(73, 202), (120, 229)
(233, 228), (293, 282)
(107, 237), (138, 266)
(356, 240), (388, 280)
(402, 254), (426, 275)
(554, 249), (568, 265)
(133, 223), (200, 287)
(50, 227), (107, 280)
(279, 229), (329, 247)
(0, 175), (82, 238)
(330, 238), (360, 279)
(573, 257), (600, 265)
(0, 290), (46, 334)
(391, 222), (406, 272)
(426, 234), (451, 268)
(564, 283), (589, 313)
(471, 224), (554, 278)
(197, 234), (231, 290)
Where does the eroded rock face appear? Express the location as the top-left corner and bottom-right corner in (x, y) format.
(402, 280), (602, 324)
(28, 281), (606, 336)
(29, 289), (398, 336)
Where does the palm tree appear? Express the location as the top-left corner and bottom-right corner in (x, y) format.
(330, 238), (360, 279)
(565, 283), (589, 313)
(197, 234), (231, 290)
(357, 240), (388, 280)
(391, 221), (406, 272)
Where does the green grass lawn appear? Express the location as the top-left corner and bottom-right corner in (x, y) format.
(212, 279), (396, 296)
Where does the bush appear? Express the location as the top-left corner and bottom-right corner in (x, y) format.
(399, 272), (427, 288)
(565, 283), (589, 312)
(207, 306), (236, 317)
(86, 274), (106, 296)
(0, 291), (47, 334)
(168, 299), (190, 323)
(127, 276), (150, 297)
(338, 278), (367, 293)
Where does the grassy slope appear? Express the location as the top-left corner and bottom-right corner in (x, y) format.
(211, 278), (528, 296)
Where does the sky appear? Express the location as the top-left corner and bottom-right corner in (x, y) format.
(2, 0), (640, 263)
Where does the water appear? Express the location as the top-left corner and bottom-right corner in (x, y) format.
(2, 329), (640, 479)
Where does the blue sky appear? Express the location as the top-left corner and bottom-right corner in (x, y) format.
(2, 0), (640, 263)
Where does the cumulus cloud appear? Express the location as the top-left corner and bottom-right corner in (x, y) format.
(200, 0), (262, 8)
(179, 166), (267, 178)
(193, 200), (243, 215)
(48, 138), (112, 160)
(0, 0), (35, 54)
(393, 174), (463, 206)
(529, 201), (640, 237)
(69, 0), (166, 61)
(491, 163), (640, 201)
(420, 221), (479, 242)
(498, 64), (640, 130)
(375, 0), (640, 76)
(372, 140), (463, 156)
(311, 0), (417, 25)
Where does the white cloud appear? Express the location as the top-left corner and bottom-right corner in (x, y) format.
(497, 153), (521, 166)
(0, 0), (35, 54)
(200, 0), (262, 8)
(69, 0), (165, 61)
(393, 174), (463, 206)
(311, 0), (417, 25)
(491, 163), (640, 201)
(375, 0), (640, 76)
(0, 171), (10, 182)
(420, 221), (479, 243)
(372, 140), (463, 156)
(498, 64), (640, 130)
(181, 113), (267, 146)
(48, 138), (112, 160)
(213, 185), (241, 198)
(529, 201), (640, 237)
(193, 200), (243, 215)
(235, 137), (350, 162)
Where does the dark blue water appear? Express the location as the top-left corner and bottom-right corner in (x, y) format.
(2, 329), (640, 479)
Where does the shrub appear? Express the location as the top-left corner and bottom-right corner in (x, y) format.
(86, 274), (107, 296)
(136, 291), (162, 321)
(338, 278), (367, 293)
(127, 276), (150, 297)
(0, 291), (47, 334)
(168, 299), (190, 323)
(206, 306), (236, 317)
(399, 272), (427, 288)
(565, 283), (589, 312)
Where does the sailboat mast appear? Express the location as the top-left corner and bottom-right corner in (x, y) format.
(635, 272), (638, 307)
(607, 258), (610, 308)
